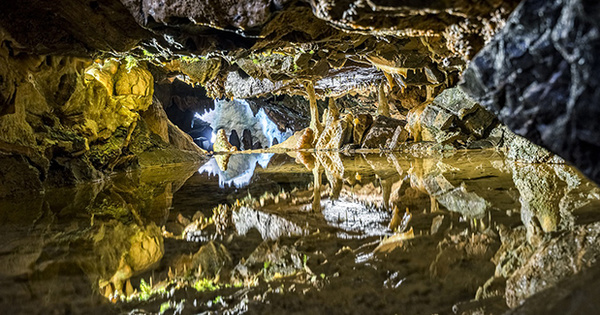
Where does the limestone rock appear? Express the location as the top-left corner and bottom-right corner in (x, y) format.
(352, 113), (373, 145)
(361, 115), (407, 149)
(506, 132), (564, 164)
(0, 154), (43, 198)
(297, 128), (315, 149)
(406, 87), (498, 145)
(232, 241), (304, 281)
(510, 163), (564, 245)
(141, 98), (169, 143)
(167, 120), (206, 155)
(315, 113), (353, 150)
(233, 207), (305, 240)
(213, 129), (238, 153)
(190, 241), (233, 278)
(386, 125), (410, 150)
(506, 222), (600, 308)
(115, 64), (153, 97)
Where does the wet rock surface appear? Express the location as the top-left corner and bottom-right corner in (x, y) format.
(461, 0), (600, 183)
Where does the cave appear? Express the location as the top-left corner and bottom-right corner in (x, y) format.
(1, 0), (600, 314)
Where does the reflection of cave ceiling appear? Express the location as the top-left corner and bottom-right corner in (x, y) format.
(0, 0), (520, 103)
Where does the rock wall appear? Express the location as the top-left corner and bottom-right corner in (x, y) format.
(0, 44), (204, 197)
(461, 0), (600, 183)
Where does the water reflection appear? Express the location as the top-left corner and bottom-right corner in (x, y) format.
(199, 153), (274, 188)
(2, 151), (600, 314)
(0, 163), (200, 312)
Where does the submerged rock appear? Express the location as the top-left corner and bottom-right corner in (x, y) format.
(232, 241), (304, 281)
(94, 222), (164, 297)
(232, 206), (305, 240)
(190, 241), (233, 278)
(506, 222), (600, 308)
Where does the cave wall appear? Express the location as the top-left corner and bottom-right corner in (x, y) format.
(461, 0), (600, 183)
(0, 43), (204, 197)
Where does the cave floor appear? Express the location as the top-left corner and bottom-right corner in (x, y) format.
(1, 149), (599, 314)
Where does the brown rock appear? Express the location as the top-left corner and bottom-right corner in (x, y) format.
(141, 98), (169, 143)
(297, 128), (315, 149)
(386, 125), (410, 150)
(352, 113), (373, 145)
(167, 121), (206, 154)
(361, 115), (407, 149)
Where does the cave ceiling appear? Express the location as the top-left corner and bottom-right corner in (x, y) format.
(0, 0), (521, 103)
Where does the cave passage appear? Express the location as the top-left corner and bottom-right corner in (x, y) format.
(2, 0), (600, 314)
(191, 98), (293, 152)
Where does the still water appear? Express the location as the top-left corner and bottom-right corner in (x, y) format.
(1, 150), (599, 314)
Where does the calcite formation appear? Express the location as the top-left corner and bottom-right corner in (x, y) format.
(0, 50), (205, 196)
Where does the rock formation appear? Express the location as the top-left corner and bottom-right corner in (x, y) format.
(461, 0), (600, 183)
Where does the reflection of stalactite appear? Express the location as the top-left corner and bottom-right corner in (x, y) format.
(386, 153), (405, 177)
(511, 163), (564, 245)
(315, 151), (345, 201)
(329, 176), (343, 200)
(380, 178), (393, 210)
(430, 195), (439, 213)
(312, 158), (322, 212)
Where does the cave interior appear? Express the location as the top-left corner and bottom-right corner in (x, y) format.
(1, 0), (600, 314)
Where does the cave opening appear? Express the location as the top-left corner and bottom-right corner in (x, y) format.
(193, 98), (293, 152)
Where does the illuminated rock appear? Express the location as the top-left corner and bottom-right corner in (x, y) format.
(213, 129), (238, 153)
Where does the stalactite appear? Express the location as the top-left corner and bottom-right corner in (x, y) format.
(383, 71), (395, 90)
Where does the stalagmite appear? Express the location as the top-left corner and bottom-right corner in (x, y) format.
(304, 81), (322, 139)
(328, 97), (339, 120)
(377, 81), (390, 117)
